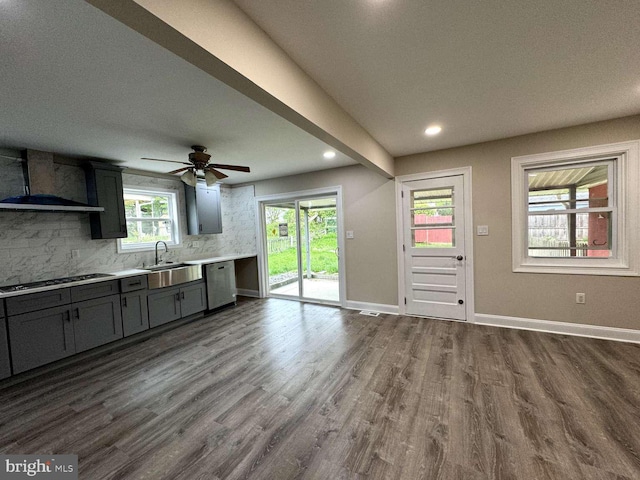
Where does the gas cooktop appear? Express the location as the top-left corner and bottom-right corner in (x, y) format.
(0, 273), (113, 293)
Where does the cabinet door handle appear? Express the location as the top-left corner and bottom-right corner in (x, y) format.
(199, 224), (203, 232)
(218, 266), (225, 270)
(181, 291), (185, 300)
(123, 297), (128, 308)
(129, 280), (142, 286)
(74, 308), (80, 320)
(176, 293), (180, 302)
(65, 310), (71, 323)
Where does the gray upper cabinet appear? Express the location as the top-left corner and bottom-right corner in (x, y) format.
(85, 162), (127, 239)
(0, 302), (11, 380)
(185, 181), (222, 235)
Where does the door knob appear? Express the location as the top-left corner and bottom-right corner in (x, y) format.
(458, 299), (464, 305)
(456, 255), (464, 261)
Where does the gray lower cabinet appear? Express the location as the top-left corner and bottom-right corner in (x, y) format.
(6, 281), (125, 374)
(8, 305), (76, 374)
(73, 294), (123, 353)
(0, 302), (11, 379)
(148, 281), (206, 328)
(120, 275), (149, 337)
(121, 291), (149, 337)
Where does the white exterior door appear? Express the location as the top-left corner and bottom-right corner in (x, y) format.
(402, 175), (467, 320)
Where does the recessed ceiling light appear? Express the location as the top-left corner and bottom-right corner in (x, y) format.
(425, 125), (442, 136)
(323, 151), (336, 159)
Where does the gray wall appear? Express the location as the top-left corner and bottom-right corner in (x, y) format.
(0, 160), (255, 285)
(251, 164), (397, 306)
(397, 114), (640, 330)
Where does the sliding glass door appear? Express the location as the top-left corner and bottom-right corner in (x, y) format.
(264, 195), (340, 304)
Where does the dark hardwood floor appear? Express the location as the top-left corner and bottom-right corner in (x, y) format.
(1, 297), (639, 479)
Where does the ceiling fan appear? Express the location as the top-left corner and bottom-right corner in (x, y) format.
(142, 145), (250, 187)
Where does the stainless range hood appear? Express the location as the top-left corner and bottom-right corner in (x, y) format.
(0, 150), (104, 212)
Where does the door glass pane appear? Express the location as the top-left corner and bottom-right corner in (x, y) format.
(411, 188), (455, 248)
(265, 204), (298, 292)
(267, 197), (340, 303)
(298, 197), (339, 301)
(412, 228), (455, 248)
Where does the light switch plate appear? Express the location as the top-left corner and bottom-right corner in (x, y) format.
(346, 230), (354, 239)
(477, 225), (489, 236)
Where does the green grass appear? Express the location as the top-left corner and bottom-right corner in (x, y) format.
(268, 233), (338, 276)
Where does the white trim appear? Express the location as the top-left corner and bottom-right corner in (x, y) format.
(344, 301), (399, 315)
(236, 288), (260, 298)
(118, 186), (182, 253)
(474, 313), (640, 344)
(255, 186), (346, 307)
(395, 167), (475, 322)
(511, 140), (640, 276)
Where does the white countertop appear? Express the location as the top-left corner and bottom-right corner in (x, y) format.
(182, 253), (256, 266)
(0, 254), (256, 299)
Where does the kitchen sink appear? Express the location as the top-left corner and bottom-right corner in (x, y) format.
(146, 263), (189, 271)
(145, 263), (202, 289)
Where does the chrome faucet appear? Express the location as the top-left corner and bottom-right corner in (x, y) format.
(155, 241), (168, 265)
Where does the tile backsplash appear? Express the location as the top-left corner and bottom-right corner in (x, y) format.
(0, 164), (256, 285)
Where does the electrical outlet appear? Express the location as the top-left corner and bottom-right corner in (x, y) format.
(346, 231), (354, 239)
(192, 241), (201, 248)
(71, 249), (80, 259)
(576, 293), (586, 304)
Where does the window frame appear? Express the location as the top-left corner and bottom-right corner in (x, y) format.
(117, 186), (182, 253)
(511, 140), (640, 276)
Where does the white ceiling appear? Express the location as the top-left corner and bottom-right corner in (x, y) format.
(234, 0), (640, 157)
(2, 1), (640, 187)
(0, 0), (356, 184)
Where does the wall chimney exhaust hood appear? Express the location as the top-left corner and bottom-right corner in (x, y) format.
(0, 150), (104, 212)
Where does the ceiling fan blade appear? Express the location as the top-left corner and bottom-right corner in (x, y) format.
(205, 167), (228, 179)
(209, 163), (250, 173)
(141, 157), (191, 166)
(167, 167), (191, 175)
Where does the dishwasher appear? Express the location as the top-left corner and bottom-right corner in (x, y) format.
(205, 260), (237, 310)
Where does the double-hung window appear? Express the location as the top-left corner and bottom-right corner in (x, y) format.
(511, 140), (640, 276)
(118, 187), (181, 252)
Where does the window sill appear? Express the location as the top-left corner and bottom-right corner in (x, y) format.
(513, 262), (638, 277)
(117, 243), (183, 254)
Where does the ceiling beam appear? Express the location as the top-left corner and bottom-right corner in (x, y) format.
(85, 0), (394, 179)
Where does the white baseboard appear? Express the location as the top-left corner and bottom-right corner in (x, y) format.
(474, 313), (640, 344)
(344, 301), (399, 315)
(236, 288), (260, 298)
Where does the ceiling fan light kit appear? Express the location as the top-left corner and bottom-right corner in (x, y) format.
(180, 169), (197, 187)
(141, 145), (251, 187)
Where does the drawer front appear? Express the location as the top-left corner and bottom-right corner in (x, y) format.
(71, 280), (120, 303)
(6, 288), (71, 316)
(120, 275), (148, 293)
